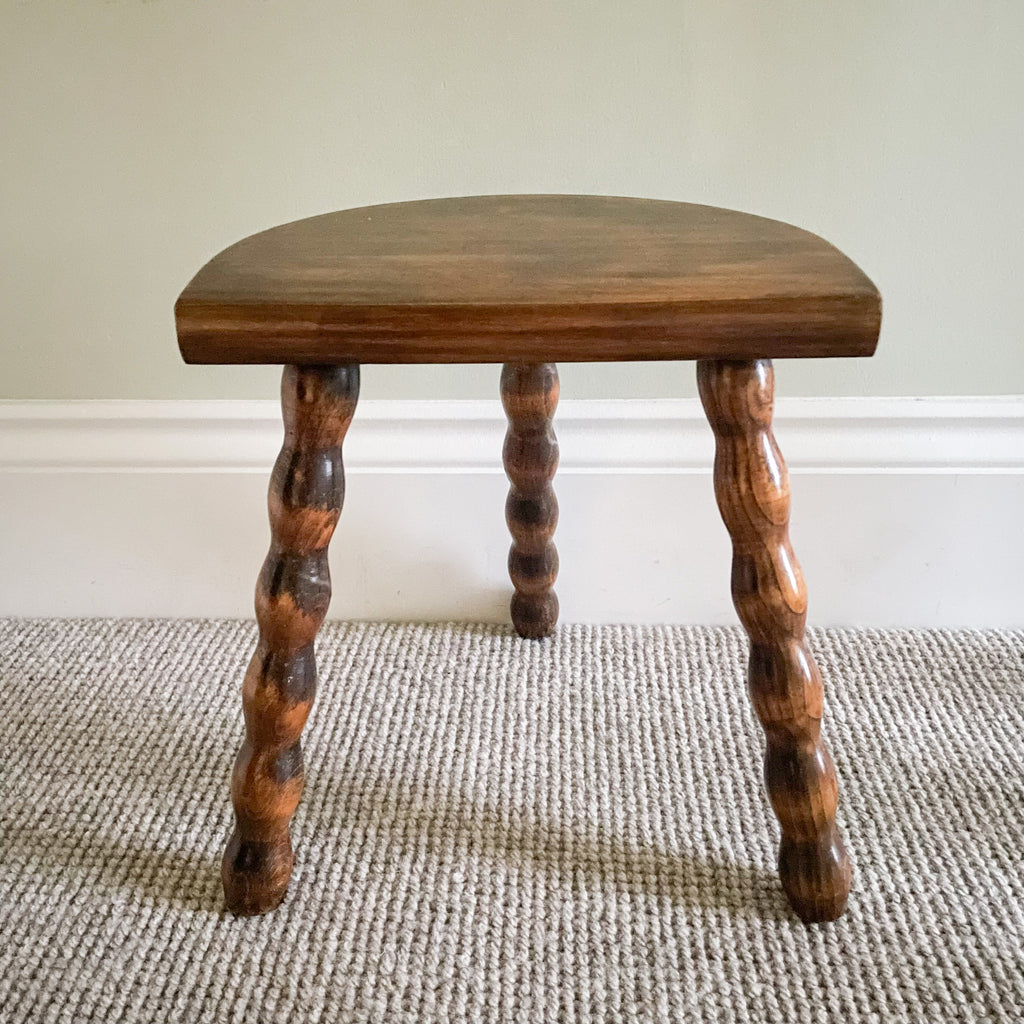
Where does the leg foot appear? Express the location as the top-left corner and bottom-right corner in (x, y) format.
(501, 363), (559, 639)
(222, 364), (359, 916)
(697, 358), (852, 923)
(222, 832), (294, 916)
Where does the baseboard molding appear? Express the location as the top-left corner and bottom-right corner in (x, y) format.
(3, 396), (1024, 474)
(1, 397), (1022, 625)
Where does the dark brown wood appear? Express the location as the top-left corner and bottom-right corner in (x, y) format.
(697, 358), (852, 923)
(175, 195), (881, 365)
(501, 363), (559, 638)
(177, 195), (880, 923)
(222, 363), (359, 915)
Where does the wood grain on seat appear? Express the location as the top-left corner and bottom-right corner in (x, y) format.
(175, 195), (880, 364)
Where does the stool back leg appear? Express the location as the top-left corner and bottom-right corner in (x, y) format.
(501, 363), (560, 639)
(222, 363), (359, 915)
(697, 358), (852, 923)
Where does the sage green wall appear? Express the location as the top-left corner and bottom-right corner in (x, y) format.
(2, 1), (1021, 400)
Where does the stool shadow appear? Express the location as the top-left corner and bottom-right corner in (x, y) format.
(301, 777), (789, 921)
(5, 827), (224, 913)
(6, 797), (787, 921)
(4, 674), (785, 920)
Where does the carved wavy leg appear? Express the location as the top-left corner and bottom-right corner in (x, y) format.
(222, 364), (359, 915)
(697, 358), (852, 923)
(501, 362), (559, 639)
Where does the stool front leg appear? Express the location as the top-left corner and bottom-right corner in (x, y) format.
(501, 363), (560, 639)
(222, 363), (359, 915)
(697, 358), (852, 923)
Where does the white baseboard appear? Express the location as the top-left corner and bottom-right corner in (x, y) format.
(1, 397), (1022, 626)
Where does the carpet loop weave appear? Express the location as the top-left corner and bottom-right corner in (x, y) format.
(1, 620), (1022, 1022)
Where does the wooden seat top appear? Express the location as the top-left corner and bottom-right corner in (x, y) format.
(175, 195), (880, 365)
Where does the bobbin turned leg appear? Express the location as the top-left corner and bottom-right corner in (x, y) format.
(222, 364), (359, 915)
(697, 358), (851, 923)
(501, 363), (559, 639)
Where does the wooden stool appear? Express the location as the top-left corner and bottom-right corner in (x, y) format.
(175, 195), (880, 923)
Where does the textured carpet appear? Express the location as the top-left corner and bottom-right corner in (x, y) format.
(1, 620), (1023, 1023)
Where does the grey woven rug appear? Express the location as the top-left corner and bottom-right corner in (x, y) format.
(1, 620), (1023, 1023)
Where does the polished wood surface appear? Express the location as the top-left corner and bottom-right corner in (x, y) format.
(502, 363), (560, 638)
(176, 195), (880, 365)
(697, 358), (852, 923)
(223, 364), (359, 915)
